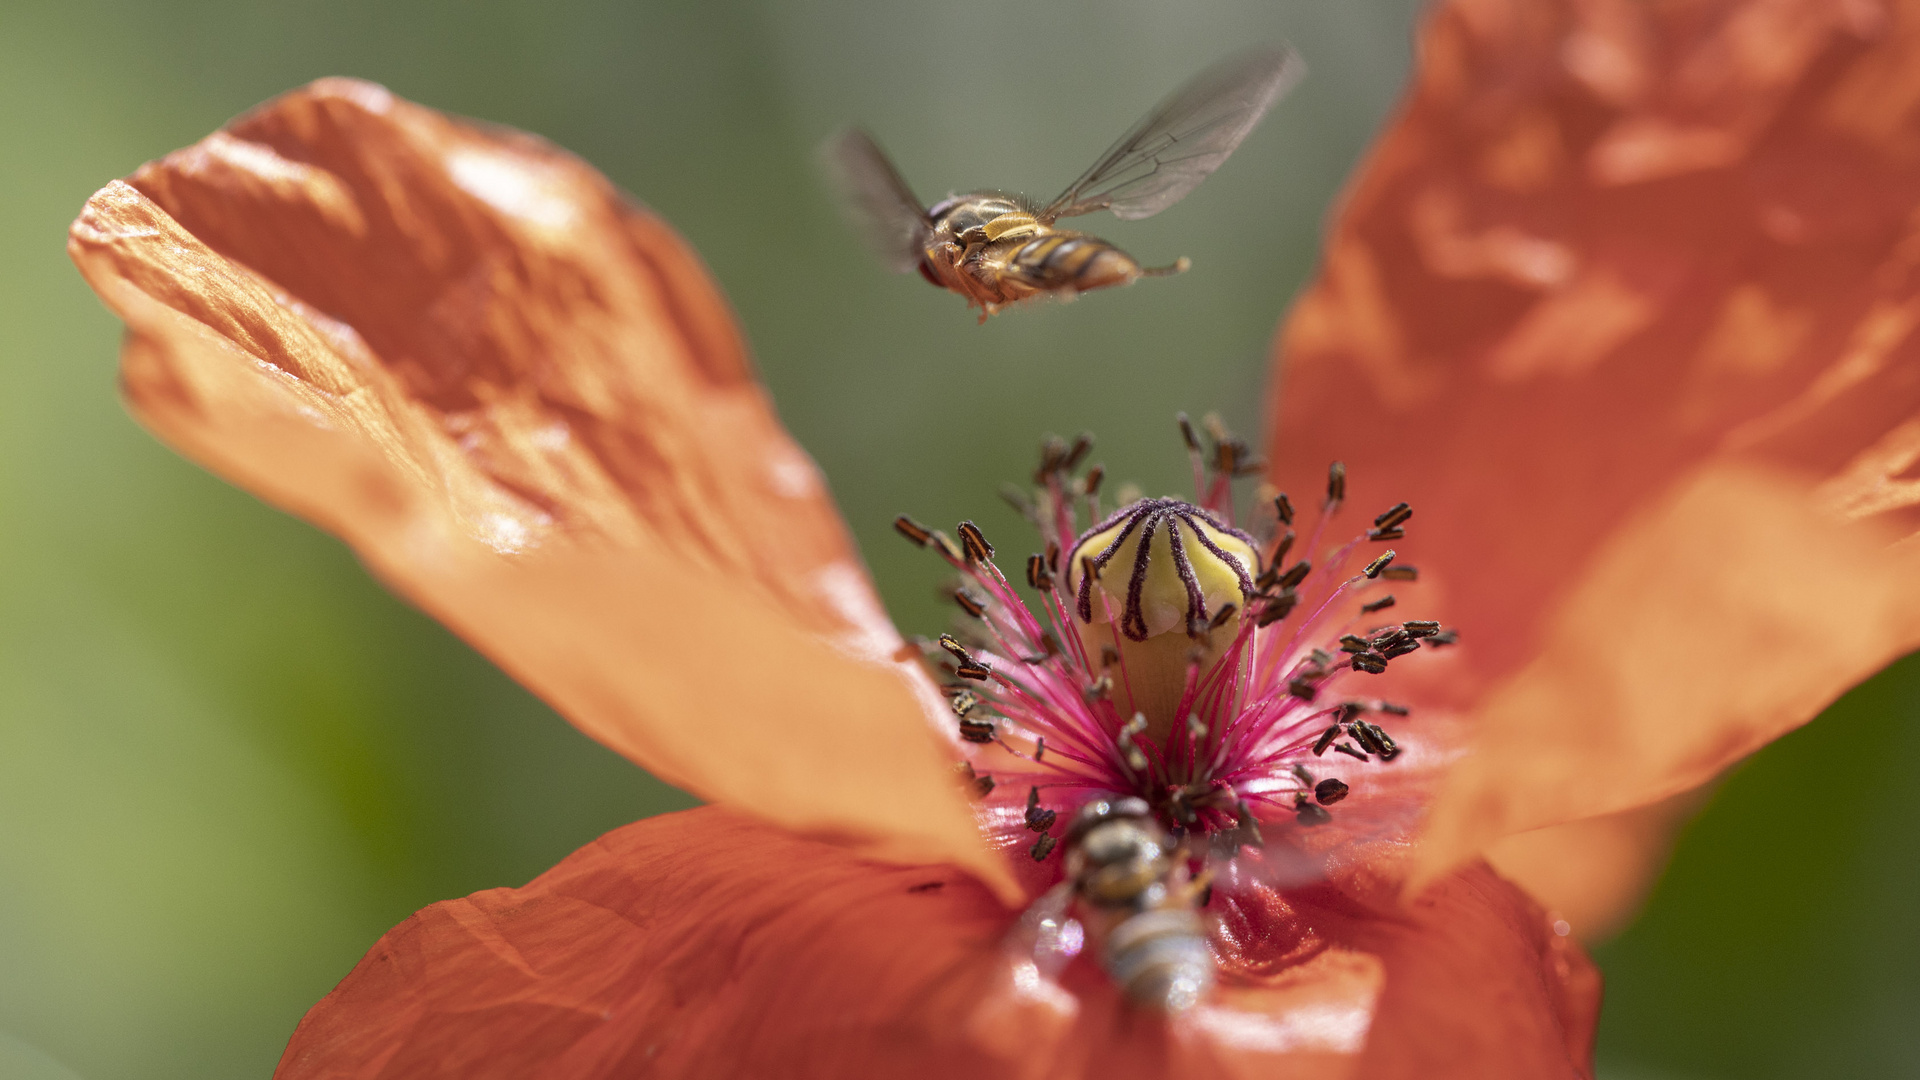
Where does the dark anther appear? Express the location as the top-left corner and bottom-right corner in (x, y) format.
(1035, 737), (1047, 762)
(1274, 492), (1295, 525)
(1065, 432), (1094, 471)
(1026, 553), (1053, 591)
(1349, 721), (1385, 755)
(1035, 435), (1069, 481)
(1292, 763), (1315, 785)
(1381, 565), (1419, 581)
(958, 716), (995, 743)
(1326, 461), (1347, 506)
(1379, 638), (1421, 660)
(1357, 721), (1399, 759)
(1367, 527), (1406, 542)
(1208, 603), (1237, 630)
(948, 689), (979, 716)
(1402, 620), (1440, 637)
(1362, 550), (1396, 579)
(1334, 742), (1369, 762)
(1025, 787), (1056, 831)
(1278, 560), (1312, 590)
(1100, 645), (1120, 668)
(1351, 652), (1388, 674)
(894, 515), (933, 547)
(1271, 528), (1296, 567)
(1178, 412), (1200, 452)
(1377, 701), (1411, 715)
(1257, 591), (1299, 626)
(1360, 595), (1397, 614)
(939, 634), (991, 680)
(1029, 833), (1058, 861)
(1235, 800), (1266, 849)
(957, 521), (994, 563)
(1428, 628), (1459, 647)
(1373, 502), (1412, 529)
(1288, 678), (1319, 701)
(1312, 724), (1341, 756)
(1339, 634), (1370, 653)
(976, 773), (996, 797)
(1045, 540), (1060, 572)
(954, 588), (988, 619)
(1295, 801), (1332, 826)
(907, 881), (945, 894)
(1314, 778), (1350, 805)
(1082, 463), (1105, 496)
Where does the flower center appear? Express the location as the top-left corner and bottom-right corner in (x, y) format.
(897, 414), (1452, 863)
(1064, 498), (1257, 743)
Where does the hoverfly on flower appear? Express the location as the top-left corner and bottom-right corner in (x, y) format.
(824, 46), (1303, 320)
(900, 415), (1450, 1010)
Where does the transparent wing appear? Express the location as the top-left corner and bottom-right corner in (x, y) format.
(1004, 881), (1084, 980)
(1041, 44), (1304, 223)
(819, 127), (933, 273)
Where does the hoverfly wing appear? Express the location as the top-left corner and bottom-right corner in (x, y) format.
(820, 127), (934, 273)
(1041, 44), (1304, 223)
(1004, 881), (1083, 980)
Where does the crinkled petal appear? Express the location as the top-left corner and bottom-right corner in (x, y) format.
(277, 808), (1596, 1079)
(65, 78), (1010, 898)
(1267, 0), (1920, 894)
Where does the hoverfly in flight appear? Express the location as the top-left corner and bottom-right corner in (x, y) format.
(824, 45), (1303, 320)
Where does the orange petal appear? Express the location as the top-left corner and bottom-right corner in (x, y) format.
(277, 807), (1596, 1079)
(1484, 787), (1712, 941)
(1267, 0), (1920, 890)
(66, 79), (1012, 899)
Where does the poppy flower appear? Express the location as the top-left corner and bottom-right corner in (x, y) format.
(64, 0), (1920, 1076)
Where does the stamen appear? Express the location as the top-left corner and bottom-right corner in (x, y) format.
(894, 514), (933, 547)
(1026, 553), (1053, 591)
(900, 421), (1444, 872)
(1373, 502), (1413, 530)
(957, 520), (994, 563)
(1314, 778), (1350, 805)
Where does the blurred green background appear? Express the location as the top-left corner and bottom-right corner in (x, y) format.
(1, 1), (1914, 1077)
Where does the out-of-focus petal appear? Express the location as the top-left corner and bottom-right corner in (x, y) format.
(66, 79), (1010, 898)
(1267, 0), (1920, 886)
(277, 808), (1596, 1080)
(1485, 788), (1712, 941)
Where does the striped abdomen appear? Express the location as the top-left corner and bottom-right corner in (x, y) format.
(1008, 231), (1140, 293)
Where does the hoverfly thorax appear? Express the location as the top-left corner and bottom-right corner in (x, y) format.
(825, 45), (1304, 319)
(897, 413), (1456, 1012)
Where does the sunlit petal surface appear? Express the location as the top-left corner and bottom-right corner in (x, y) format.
(1268, 0), (1920, 910)
(66, 78), (1010, 897)
(278, 808), (1596, 1080)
